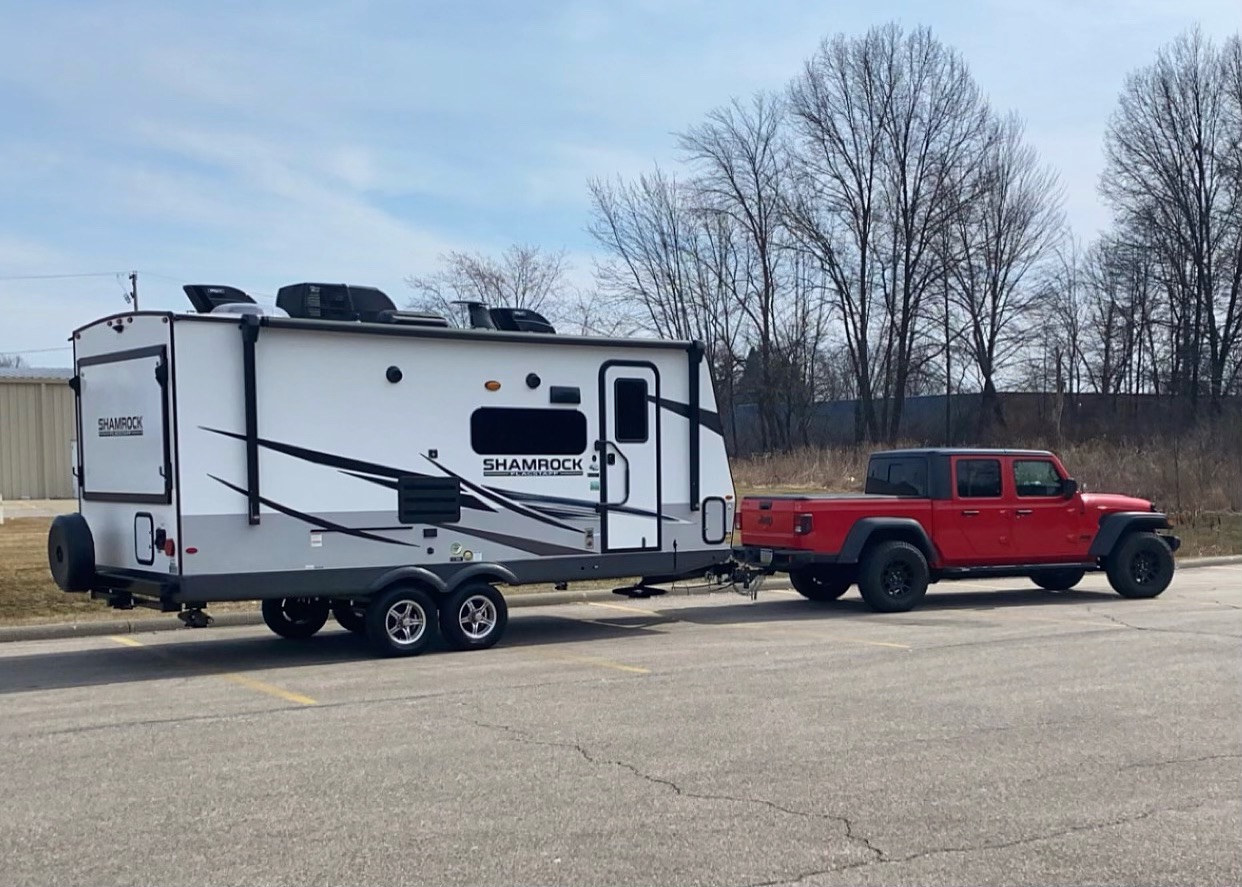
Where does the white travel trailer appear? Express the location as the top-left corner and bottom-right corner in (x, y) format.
(47, 283), (736, 656)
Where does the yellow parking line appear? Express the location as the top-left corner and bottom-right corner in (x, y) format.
(585, 601), (654, 615)
(107, 636), (317, 706)
(536, 650), (650, 674)
(222, 673), (318, 706)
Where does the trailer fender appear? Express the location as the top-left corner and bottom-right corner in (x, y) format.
(367, 566), (447, 598)
(838, 517), (937, 565)
(1088, 512), (1171, 559)
(445, 564), (519, 593)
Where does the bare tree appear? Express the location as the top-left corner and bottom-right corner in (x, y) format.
(406, 245), (569, 325)
(0, 353), (25, 368)
(678, 92), (787, 450)
(1101, 28), (1242, 409)
(944, 111), (1064, 435)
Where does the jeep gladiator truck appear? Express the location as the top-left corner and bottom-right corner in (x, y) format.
(734, 448), (1181, 613)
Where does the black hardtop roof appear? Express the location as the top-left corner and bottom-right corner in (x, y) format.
(872, 447), (1055, 458)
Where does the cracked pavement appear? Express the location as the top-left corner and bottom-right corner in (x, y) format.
(1, 565), (1239, 886)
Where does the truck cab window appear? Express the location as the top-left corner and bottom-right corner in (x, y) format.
(865, 458), (927, 497)
(956, 459), (1002, 498)
(1014, 459), (1063, 497)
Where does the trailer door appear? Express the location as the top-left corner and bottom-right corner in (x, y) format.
(78, 345), (172, 503)
(599, 362), (660, 552)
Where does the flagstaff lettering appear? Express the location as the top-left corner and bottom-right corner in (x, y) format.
(98, 416), (144, 438)
(483, 457), (584, 477)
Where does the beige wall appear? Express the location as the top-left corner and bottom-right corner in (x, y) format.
(0, 379), (77, 499)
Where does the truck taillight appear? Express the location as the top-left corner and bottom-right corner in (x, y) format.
(794, 514), (814, 535)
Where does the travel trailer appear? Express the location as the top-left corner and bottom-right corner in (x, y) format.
(47, 283), (736, 656)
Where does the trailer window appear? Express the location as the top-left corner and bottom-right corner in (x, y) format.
(956, 459), (1002, 498)
(864, 458), (927, 497)
(1014, 459), (1063, 497)
(470, 407), (587, 456)
(613, 378), (649, 443)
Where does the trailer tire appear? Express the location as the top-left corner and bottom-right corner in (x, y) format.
(1031, 568), (1086, 591)
(1106, 532), (1175, 599)
(48, 514), (95, 593)
(440, 583), (508, 651)
(331, 600), (367, 634)
(857, 541), (929, 613)
(261, 597), (330, 639)
(367, 585), (437, 657)
(789, 567), (852, 602)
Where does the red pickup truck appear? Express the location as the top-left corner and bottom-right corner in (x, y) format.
(735, 448), (1180, 612)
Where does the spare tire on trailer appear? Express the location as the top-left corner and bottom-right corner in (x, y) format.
(47, 514), (95, 592)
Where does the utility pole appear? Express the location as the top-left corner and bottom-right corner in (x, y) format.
(129, 271), (138, 310)
(944, 284), (952, 446)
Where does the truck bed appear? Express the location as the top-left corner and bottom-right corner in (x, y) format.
(739, 492), (931, 551)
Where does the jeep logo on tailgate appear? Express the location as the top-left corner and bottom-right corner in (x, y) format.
(98, 416), (144, 438)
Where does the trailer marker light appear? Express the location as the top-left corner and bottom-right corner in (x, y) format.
(485, 380), (501, 391)
(163, 538), (177, 556)
(185, 547), (198, 555)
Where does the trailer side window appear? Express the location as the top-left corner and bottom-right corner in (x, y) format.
(470, 407), (587, 456)
(613, 378), (649, 443)
(956, 459), (1002, 498)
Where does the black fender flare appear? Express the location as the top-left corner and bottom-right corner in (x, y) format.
(445, 564), (519, 594)
(366, 566), (447, 598)
(838, 517), (938, 565)
(1088, 512), (1171, 559)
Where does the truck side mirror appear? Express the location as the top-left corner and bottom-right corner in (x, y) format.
(1061, 478), (1079, 498)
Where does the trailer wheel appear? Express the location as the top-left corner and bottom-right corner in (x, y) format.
(440, 584), (508, 651)
(261, 597), (330, 639)
(857, 541), (929, 613)
(1106, 532), (1175, 599)
(789, 567), (852, 602)
(331, 600), (367, 634)
(1031, 568), (1085, 591)
(366, 585), (437, 657)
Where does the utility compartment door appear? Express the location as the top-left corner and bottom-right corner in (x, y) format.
(78, 345), (172, 503)
(599, 362), (660, 552)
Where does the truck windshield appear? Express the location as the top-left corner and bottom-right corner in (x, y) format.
(865, 457), (928, 497)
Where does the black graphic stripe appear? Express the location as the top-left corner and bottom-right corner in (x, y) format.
(203, 427), (412, 478)
(494, 487), (684, 523)
(649, 396), (724, 436)
(208, 475), (419, 548)
(424, 456), (583, 534)
(433, 524), (583, 557)
(340, 470), (494, 512)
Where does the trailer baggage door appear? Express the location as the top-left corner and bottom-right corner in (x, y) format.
(599, 363), (660, 551)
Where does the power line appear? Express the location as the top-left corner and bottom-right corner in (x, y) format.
(0, 346), (72, 355)
(0, 271), (127, 282)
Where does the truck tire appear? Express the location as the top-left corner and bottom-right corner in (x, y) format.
(366, 585), (437, 657)
(857, 541), (929, 613)
(440, 583), (508, 651)
(789, 567), (852, 602)
(1106, 532), (1175, 599)
(331, 600), (367, 634)
(261, 597), (330, 639)
(1031, 568), (1086, 591)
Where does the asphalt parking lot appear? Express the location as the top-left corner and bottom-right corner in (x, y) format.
(1, 566), (1239, 887)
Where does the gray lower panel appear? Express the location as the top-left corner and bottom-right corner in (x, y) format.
(95, 550), (731, 603)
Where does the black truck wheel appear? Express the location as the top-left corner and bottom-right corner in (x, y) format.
(857, 541), (929, 613)
(331, 600), (367, 634)
(1106, 532), (1175, 599)
(1031, 568), (1086, 591)
(261, 597), (330, 639)
(789, 567), (852, 602)
(366, 585), (438, 657)
(440, 583), (508, 651)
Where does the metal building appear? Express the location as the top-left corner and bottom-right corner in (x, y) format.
(0, 366), (76, 500)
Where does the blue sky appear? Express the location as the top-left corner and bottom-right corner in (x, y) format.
(2, 0), (1239, 365)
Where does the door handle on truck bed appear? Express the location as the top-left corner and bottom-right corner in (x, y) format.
(961, 510), (979, 516)
(1016, 509), (1033, 516)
